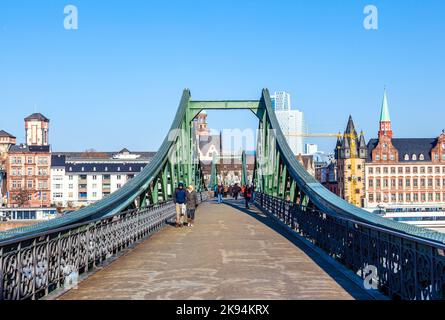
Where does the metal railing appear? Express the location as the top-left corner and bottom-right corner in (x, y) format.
(255, 192), (445, 300)
(0, 202), (176, 300)
(0, 191), (207, 300)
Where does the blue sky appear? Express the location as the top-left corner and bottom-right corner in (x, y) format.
(1, 0), (444, 153)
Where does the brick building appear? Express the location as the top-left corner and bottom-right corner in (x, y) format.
(5, 113), (52, 208)
(365, 90), (445, 208)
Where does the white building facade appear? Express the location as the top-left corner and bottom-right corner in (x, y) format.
(50, 150), (153, 208)
(271, 91), (305, 156)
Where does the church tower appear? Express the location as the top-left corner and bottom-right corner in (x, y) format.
(372, 89), (398, 163)
(25, 113), (50, 146)
(336, 116), (366, 207)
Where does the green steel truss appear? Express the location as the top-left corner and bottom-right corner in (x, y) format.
(3, 89), (445, 246)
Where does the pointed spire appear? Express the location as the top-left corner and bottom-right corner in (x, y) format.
(359, 131), (366, 148)
(380, 88), (391, 122)
(345, 115), (357, 135)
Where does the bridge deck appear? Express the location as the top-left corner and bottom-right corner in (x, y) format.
(59, 200), (369, 300)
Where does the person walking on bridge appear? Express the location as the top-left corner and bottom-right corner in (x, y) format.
(186, 184), (198, 227)
(217, 183), (224, 204)
(232, 183), (241, 200)
(174, 183), (187, 228)
(244, 185), (252, 209)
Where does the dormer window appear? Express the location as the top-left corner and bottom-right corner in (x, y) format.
(419, 154), (425, 161)
(412, 154), (417, 161)
(404, 154), (409, 161)
(390, 154), (395, 161)
(376, 155), (380, 161)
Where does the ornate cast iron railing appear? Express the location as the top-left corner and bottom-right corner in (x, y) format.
(0, 201), (177, 300)
(256, 192), (445, 300)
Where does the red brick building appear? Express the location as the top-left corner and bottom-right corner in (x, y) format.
(5, 113), (52, 208)
(365, 90), (445, 208)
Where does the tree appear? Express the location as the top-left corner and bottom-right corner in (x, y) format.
(14, 189), (29, 207)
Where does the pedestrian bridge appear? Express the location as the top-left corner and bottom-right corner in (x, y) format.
(57, 200), (369, 300)
(1, 89), (445, 300)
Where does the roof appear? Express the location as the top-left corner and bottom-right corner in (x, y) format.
(65, 162), (148, 174)
(367, 138), (438, 162)
(380, 89), (391, 122)
(0, 130), (16, 138)
(52, 151), (156, 161)
(9, 145), (50, 153)
(24, 113), (49, 122)
(51, 154), (66, 167)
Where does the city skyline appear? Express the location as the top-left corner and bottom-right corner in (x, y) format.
(1, 0), (444, 153)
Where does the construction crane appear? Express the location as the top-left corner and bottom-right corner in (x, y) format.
(288, 131), (363, 207)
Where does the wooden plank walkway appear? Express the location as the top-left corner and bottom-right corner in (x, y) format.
(59, 199), (370, 300)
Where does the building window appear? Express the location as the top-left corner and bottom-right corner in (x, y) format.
(27, 156), (33, 164)
(414, 179), (418, 187)
(398, 178), (403, 188)
(436, 193), (441, 202)
(92, 192), (97, 197)
(69, 175), (73, 180)
(428, 193), (433, 202)
(369, 194), (374, 202)
(420, 167), (425, 174)
(398, 194), (403, 202)
(383, 179), (388, 187)
(413, 167), (418, 174)
(398, 167), (403, 174)
(428, 178), (433, 187)
(436, 167), (440, 174)
(376, 167), (381, 174)
(406, 167), (411, 174)
(93, 175), (97, 180)
(383, 155), (388, 161)
(406, 193), (411, 201)
(383, 167), (388, 174)
(376, 155), (380, 161)
(414, 193), (419, 202)
(428, 167), (433, 174)
(368, 168), (373, 174)
(406, 178), (411, 187)
(117, 175), (122, 180)
(369, 179), (374, 187)
(390, 154), (395, 161)
(391, 167), (396, 174)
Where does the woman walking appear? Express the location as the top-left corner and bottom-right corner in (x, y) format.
(186, 184), (198, 227)
(174, 183), (187, 227)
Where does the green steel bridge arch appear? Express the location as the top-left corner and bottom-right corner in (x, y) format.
(2, 89), (445, 300)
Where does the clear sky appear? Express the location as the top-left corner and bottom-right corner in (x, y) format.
(1, 0), (444, 153)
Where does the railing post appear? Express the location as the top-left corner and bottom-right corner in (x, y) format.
(0, 246), (3, 300)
